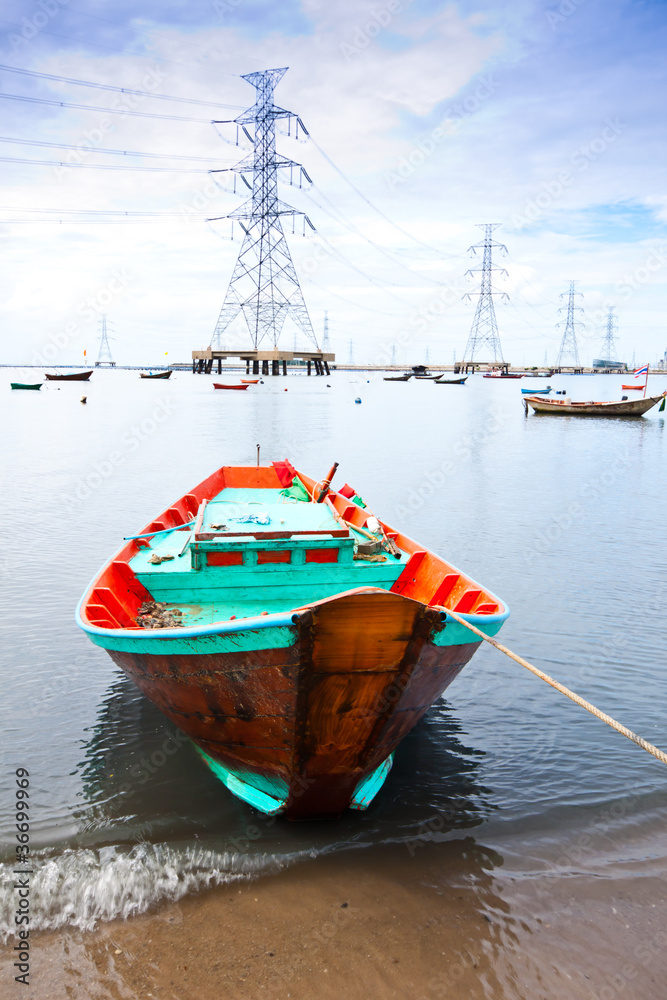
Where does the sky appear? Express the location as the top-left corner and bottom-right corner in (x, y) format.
(1, 0), (666, 367)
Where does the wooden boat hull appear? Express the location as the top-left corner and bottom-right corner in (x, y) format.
(45, 370), (93, 381)
(436, 378), (467, 385)
(140, 371), (172, 379)
(76, 463), (508, 819)
(383, 375), (412, 381)
(525, 393), (666, 416)
(521, 387), (551, 394)
(11, 382), (41, 390)
(621, 384), (643, 390)
(99, 591), (486, 819)
(241, 379), (260, 384)
(213, 383), (250, 390)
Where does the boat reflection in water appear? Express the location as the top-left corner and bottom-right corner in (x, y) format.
(75, 672), (494, 854)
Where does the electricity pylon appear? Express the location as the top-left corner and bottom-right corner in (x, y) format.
(462, 224), (508, 363)
(209, 67), (319, 352)
(555, 281), (583, 367)
(599, 307), (619, 363)
(95, 315), (115, 366)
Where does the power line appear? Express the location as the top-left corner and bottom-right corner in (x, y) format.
(0, 63), (244, 111)
(0, 218), (189, 224)
(303, 186), (448, 288)
(307, 133), (459, 258)
(0, 154), (211, 172)
(309, 233), (423, 307)
(0, 135), (232, 163)
(0, 206), (204, 217)
(0, 91), (213, 123)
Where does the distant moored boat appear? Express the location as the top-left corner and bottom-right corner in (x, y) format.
(524, 393), (666, 417)
(45, 371), (93, 381)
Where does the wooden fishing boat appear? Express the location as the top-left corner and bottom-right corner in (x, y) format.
(521, 386), (551, 394)
(213, 383), (250, 390)
(76, 461), (508, 820)
(621, 384), (644, 390)
(524, 393), (666, 417)
(436, 377), (467, 385)
(241, 379), (260, 384)
(483, 371), (524, 379)
(140, 370), (172, 379)
(414, 374), (442, 380)
(45, 370), (93, 381)
(383, 374), (412, 382)
(10, 382), (41, 390)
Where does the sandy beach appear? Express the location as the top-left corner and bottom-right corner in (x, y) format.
(19, 839), (666, 1000)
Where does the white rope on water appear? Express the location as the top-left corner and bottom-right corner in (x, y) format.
(442, 606), (667, 767)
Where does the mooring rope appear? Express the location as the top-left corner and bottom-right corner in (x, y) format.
(443, 606), (667, 766)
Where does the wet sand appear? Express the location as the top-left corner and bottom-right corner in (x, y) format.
(21, 839), (667, 1000)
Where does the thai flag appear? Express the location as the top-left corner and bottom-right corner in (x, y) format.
(634, 365), (649, 378)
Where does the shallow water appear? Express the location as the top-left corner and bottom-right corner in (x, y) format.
(1, 367), (666, 934)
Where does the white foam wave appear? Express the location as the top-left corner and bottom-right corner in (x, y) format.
(0, 842), (285, 938)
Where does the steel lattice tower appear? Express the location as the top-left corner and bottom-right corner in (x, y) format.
(95, 315), (115, 366)
(462, 224), (508, 363)
(555, 281), (583, 367)
(209, 68), (318, 352)
(599, 307), (619, 363)
(322, 310), (331, 352)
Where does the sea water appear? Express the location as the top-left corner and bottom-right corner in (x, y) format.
(1, 368), (666, 934)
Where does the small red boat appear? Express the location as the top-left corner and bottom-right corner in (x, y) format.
(241, 379), (260, 384)
(213, 383), (250, 390)
(621, 384), (643, 390)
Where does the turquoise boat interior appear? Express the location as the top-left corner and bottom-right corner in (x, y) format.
(129, 486), (412, 626)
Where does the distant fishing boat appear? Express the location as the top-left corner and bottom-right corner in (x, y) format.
(213, 383), (250, 391)
(414, 374), (442, 380)
(621, 384), (644, 390)
(483, 371), (524, 379)
(11, 382), (41, 390)
(383, 374), (412, 382)
(521, 385), (552, 394)
(241, 379), (260, 384)
(524, 393), (666, 417)
(76, 460), (508, 820)
(140, 370), (172, 380)
(45, 371), (93, 381)
(436, 377), (467, 385)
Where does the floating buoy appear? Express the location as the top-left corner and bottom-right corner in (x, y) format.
(284, 388), (288, 392)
